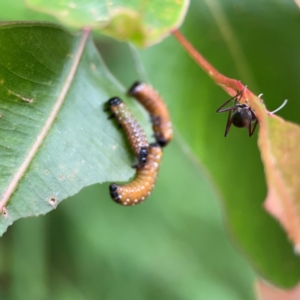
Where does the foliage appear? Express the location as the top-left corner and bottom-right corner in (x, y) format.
(1, 0), (300, 299)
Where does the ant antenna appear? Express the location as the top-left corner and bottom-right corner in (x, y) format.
(269, 99), (288, 115)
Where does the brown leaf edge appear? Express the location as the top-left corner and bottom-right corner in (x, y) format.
(258, 114), (300, 253)
(256, 280), (300, 300)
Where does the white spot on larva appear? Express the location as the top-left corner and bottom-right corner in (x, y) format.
(134, 199), (138, 203)
(141, 197), (145, 200)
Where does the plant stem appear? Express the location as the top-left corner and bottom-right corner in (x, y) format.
(172, 29), (245, 98)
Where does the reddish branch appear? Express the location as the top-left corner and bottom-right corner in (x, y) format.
(172, 29), (250, 99)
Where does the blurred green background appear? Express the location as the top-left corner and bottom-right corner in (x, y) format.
(1, 0), (300, 299)
(0, 142), (255, 300)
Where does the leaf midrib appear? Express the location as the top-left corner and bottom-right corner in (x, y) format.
(0, 28), (91, 213)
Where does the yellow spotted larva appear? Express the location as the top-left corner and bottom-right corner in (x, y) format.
(109, 143), (163, 206)
(107, 97), (149, 166)
(128, 82), (173, 147)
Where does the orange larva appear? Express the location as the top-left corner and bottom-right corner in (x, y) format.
(128, 81), (173, 147)
(109, 143), (163, 206)
(107, 97), (148, 166)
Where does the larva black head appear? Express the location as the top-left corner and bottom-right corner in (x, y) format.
(138, 146), (148, 165)
(156, 137), (168, 147)
(128, 81), (143, 96)
(109, 184), (118, 192)
(108, 97), (122, 107)
(109, 183), (120, 203)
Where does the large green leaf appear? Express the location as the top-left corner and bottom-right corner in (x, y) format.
(0, 3), (257, 299)
(0, 0), (293, 296)
(24, 0), (189, 47)
(0, 22), (152, 235)
(0, 0), (56, 22)
(3, 141), (255, 300)
(131, 0), (300, 287)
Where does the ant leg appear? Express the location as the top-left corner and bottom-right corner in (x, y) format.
(216, 96), (237, 113)
(216, 88), (245, 113)
(224, 109), (233, 137)
(216, 104), (237, 113)
(249, 119), (258, 137)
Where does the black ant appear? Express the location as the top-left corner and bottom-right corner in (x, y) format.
(216, 87), (287, 137)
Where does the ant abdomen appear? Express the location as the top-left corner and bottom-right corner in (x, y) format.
(231, 106), (252, 128)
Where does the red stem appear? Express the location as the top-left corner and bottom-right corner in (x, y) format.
(171, 29), (273, 123)
(172, 29), (246, 98)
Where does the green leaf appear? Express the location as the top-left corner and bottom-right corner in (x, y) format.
(0, 0), (57, 22)
(24, 0), (190, 47)
(0, 22), (151, 236)
(134, 0), (300, 287)
(7, 141), (255, 300)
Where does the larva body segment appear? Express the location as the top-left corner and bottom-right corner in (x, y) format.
(128, 82), (173, 147)
(109, 143), (163, 206)
(107, 97), (149, 166)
